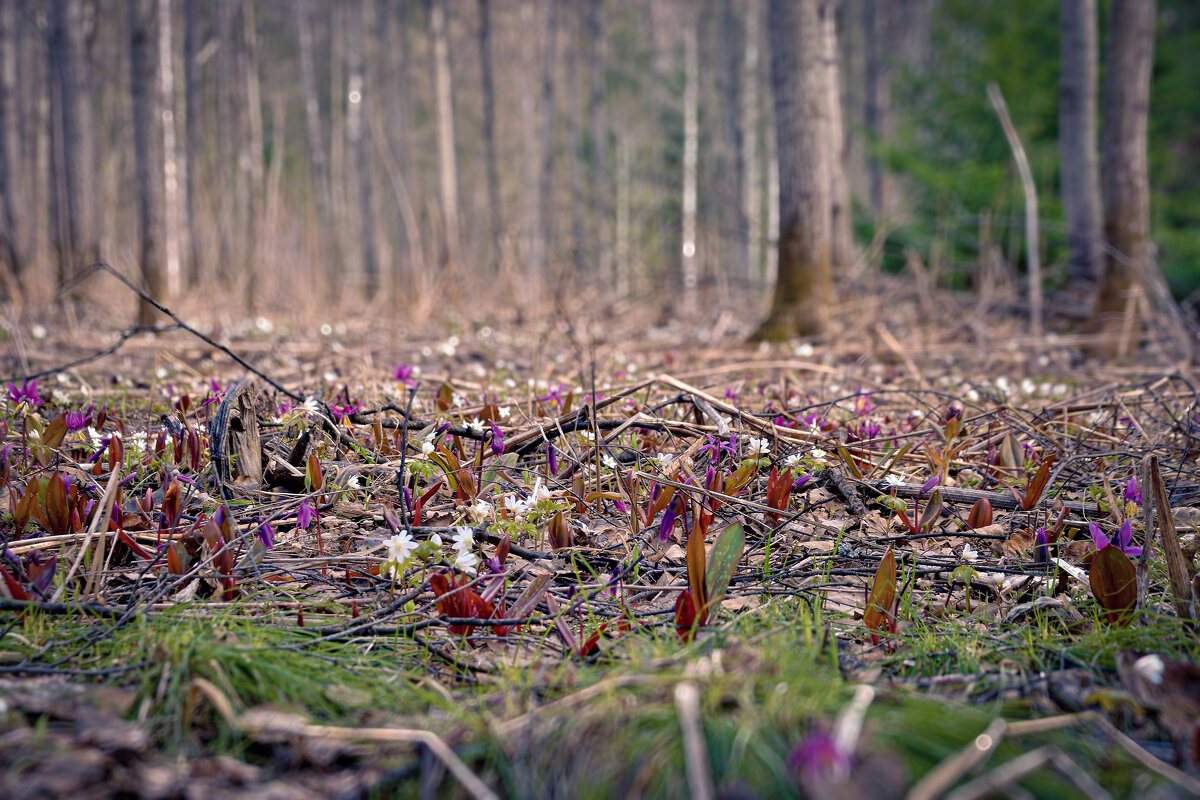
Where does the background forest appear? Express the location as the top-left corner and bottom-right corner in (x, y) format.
(0, 0), (1197, 326)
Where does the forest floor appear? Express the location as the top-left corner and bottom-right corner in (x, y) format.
(1, 272), (1199, 799)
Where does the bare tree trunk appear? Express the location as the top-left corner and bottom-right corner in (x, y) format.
(240, 1), (263, 308)
(743, 0), (762, 282)
(862, 0), (887, 224)
(1059, 0), (1103, 312)
(48, 0), (99, 285)
(129, 0), (165, 325)
(586, 0), (609, 283)
(822, 0), (852, 273)
(297, 0), (337, 297)
(1097, 0), (1156, 318)
(430, 0), (460, 277)
(477, 0), (503, 275)
(566, 6), (586, 276)
(615, 132), (631, 297)
(347, 0), (377, 298)
(754, 0), (831, 340)
(0, 0), (26, 292)
(720, 0), (748, 280)
(182, 0), (200, 287)
(158, 0), (181, 296)
(681, 13), (699, 313)
(213, 0), (235, 280)
(535, 0), (557, 278)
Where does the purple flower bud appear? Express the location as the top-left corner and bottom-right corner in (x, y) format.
(657, 500), (677, 542)
(489, 420), (505, 455)
(787, 730), (851, 783)
(1124, 477), (1142, 504)
(1089, 522), (1109, 550)
(257, 518), (275, 549)
(792, 474), (812, 491)
(918, 476), (940, 499)
(547, 443), (558, 476)
(296, 500), (314, 531)
(1034, 526), (1050, 563)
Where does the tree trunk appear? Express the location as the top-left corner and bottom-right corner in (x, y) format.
(297, 0), (337, 297)
(586, 0), (608, 283)
(430, 0), (460, 277)
(721, 0), (748, 280)
(822, 0), (852, 273)
(129, 0), (165, 325)
(48, 0), (99, 285)
(754, 0), (831, 340)
(346, 0), (377, 298)
(566, 6), (586, 276)
(0, 0), (26, 292)
(743, 0), (762, 282)
(1059, 0), (1103, 313)
(862, 0), (887, 224)
(1097, 0), (1156, 318)
(158, 0), (181, 296)
(182, 0), (200, 287)
(535, 0), (557, 278)
(239, 1), (263, 308)
(681, 12), (699, 313)
(477, 0), (503, 275)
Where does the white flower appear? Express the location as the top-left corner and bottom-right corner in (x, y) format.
(530, 477), (552, 503)
(453, 549), (479, 575)
(1052, 383), (1068, 398)
(961, 543), (978, 562)
(1021, 378), (1037, 397)
(430, 533), (443, 547)
(784, 453), (803, 469)
(747, 437), (771, 457)
(420, 434), (436, 456)
(452, 391), (467, 407)
(466, 417), (486, 435)
(793, 342), (815, 358)
(578, 429), (595, 444)
(655, 452), (674, 469)
(498, 405), (511, 420)
(437, 340), (457, 357)
(452, 526), (475, 553)
(466, 500), (492, 523)
(602, 454), (618, 469)
(910, 409), (924, 420)
(383, 532), (417, 577)
(965, 388), (980, 403)
(809, 447), (828, 465)
(346, 475), (362, 490)
(994, 377), (1011, 397)
(885, 474), (904, 487)
(504, 494), (529, 517)
(302, 397), (320, 416)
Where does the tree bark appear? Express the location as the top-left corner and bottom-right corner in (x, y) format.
(822, 1), (852, 273)
(566, 6), (586, 276)
(720, 0), (748, 280)
(0, 0), (26, 292)
(535, 0), (557, 278)
(182, 0), (200, 287)
(1059, 0), (1103, 312)
(346, 0), (377, 298)
(586, 0), (609, 282)
(297, 0), (337, 297)
(239, 0), (263, 307)
(754, 0), (831, 340)
(477, 0), (503, 275)
(1097, 0), (1156, 318)
(430, 0), (460, 276)
(862, 0), (887, 224)
(129, 0), (165, 325)
(743, 0), (762, 282)
(681, 12), (699, 313)
(48, 0), (99, 285)
(158, 0), (181, 296)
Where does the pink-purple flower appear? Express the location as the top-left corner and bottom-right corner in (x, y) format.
(1090, 520), (1142, 558)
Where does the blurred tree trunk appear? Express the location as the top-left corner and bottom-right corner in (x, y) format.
(239, 1), (263, 308)
(681, 12), (699, 313)
(129, 0), (165, 325)
(566, 6), (585, 275)
(535, 0), (557, 278)
(48, 0), (99, 286)
(158, 0), (181, 296)
(861, 0), (887, 224)
(721, 0), (748, 280)
(743, 0), (762, 282)
(586, 0), (609, 283)
(1096, 0), (1156, 318)
(297, 0), (337, 297)
(430, 0), (460, 277)
(1059, 0), (1103, 313)
(346, 0), (377, 298)
(754, 0), (831, 340)
(822, 0), (852, 273)
(213, 0), (235, 280)
(477, 0), (502, 275)
(0, 0), (26, 294)
(182, 0), (200, 287)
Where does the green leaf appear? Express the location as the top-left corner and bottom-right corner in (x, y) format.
(705, 522), (744, 609)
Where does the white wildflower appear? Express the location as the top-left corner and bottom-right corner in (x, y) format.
(383, 531), (417, 577)
(466, 500), (492, 523)
(747, 437), (771, 457)
(578, 429), (596, 444)
(885, 474), (904, 487)
(453, 549), (479, 575)
(602, 454), (618, 469)
(498, 405), (511, 420)
(346, 475), (362, 490)
(452, 391), (467, 408)
(655, 452), (674, 469)
(1021, 378), (1037, 396)
(994, 376), (1011, 397)
(302, 397), (320, 416)
(809, 447), (828, 465)
(1052, 383), (1068, 398)
(430, 533), (443, 547)
(910, 408), (924, 420)
(452, 526), (475, 553)
(504, 494), (529, 517)
(961, 543), (978, 562)
(466, 417), (486, 435)
(530, 477), (552, 503)
(784, 453), (803, 469)
(794, 342), (815, 358)
(420, 434), (436, 456)
(964, 388), (980, 404)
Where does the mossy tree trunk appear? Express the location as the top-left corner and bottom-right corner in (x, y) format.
(1096, 0), (1156, 320)
(753, 0), (831, 341)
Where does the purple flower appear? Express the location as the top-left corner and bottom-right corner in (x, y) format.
(65, 404), (94, 432)
(394, 362), (417, 386)
(7, 379), (40, 407)
(1090, 521), (1142, 558)
(296, 500), (315, 531)
(605, 565), (622, 598)
(1034, 526), (1051, 563)
(547, 442), (558, 476)
(330, 401), (362, 422)
(256, 518), (275, 549)
(792, 474), (812, 491)
(657, 498), (678, 542)
(787, 730), (851, 783)
(699, 433), (737, 464)
(488, 420), (505, 455)
(1124, 476), (1142, 505)
(918, 476), (940, 499)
